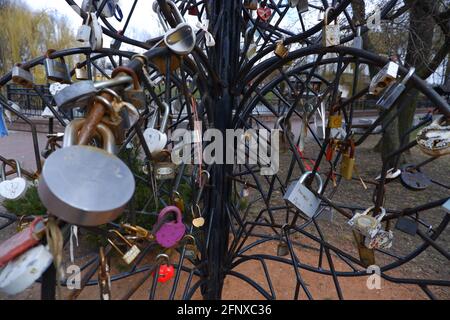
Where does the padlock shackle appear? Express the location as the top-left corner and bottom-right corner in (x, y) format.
(160, 102), (170, 133)
(360, 206), (386, 222)
(156, 253), (170, 265)
(63, 118), (116, 154)
(323, 7), (335, 25)
(158, 205), (182, 223)
(109, 229), (134, 248)
(1, 159), (21, 179)
(299, 170), (323, 194)
(155, 0), (185, 32)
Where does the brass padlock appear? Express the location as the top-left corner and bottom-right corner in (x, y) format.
(276, 241), (289, 256)
(172, 191), (185, 213)
(151, 41), (181, 74)
(328, 113), (342, 129)
(352, 230), (375, 267)
(322, 7), (340, 47)
(340, 140), (355, 180)
(75, 64), (89, 80)
(274, 40), (289, 59)
(11, 65), (34, 88)
(107, 230), (141, 264)
(153, 150), (176, 180)
(182, 235), (199, 260)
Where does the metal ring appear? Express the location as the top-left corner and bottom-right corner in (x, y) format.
(100, 88), (122, 102)
(131, 54), (148, 66)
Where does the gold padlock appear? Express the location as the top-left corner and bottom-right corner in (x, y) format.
(274, 40), (289, 59)
(352, 230), (375, 267)
(340, 140), (355, 180)
(328, 113), (343, 129)
(107, 230), (141, 264)
(172, 191), (185, 213)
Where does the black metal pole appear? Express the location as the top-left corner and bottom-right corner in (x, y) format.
(202, 0), (241, 300)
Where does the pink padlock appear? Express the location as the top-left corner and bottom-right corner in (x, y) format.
(155, 206), (185, 248)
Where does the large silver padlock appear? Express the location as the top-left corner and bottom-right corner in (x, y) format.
(0, 160), (28, 201)
(322, 7), (340, 47)
(376, 67), (415, 109)
(284, 171), (323, 218)
(369, 61), (399, 95)
(143, 102), (169, 154)
(38, 119), (135, 226)
(11, 65), (34, 88)
(53, 80), (97, 110)
(416, 115), (450, 157)
(348, 207), (385, 238)
(44, 53), (71, 84)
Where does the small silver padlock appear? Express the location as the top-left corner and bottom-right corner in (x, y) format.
(276, 241), (289, 256)
(353, 26), (363, 49)
(44, 52), (71, 83)
(143, 102), (169, 154)
(76, 14), (92, 43)
(322, 7), (340, 47)
(369, 61), (399, 95)
(11, 65), (34, 88)
(284, 171), (323, 218)
(376, 67), (415, 109)
(75, 64), (89, 80)
(0, 160), (28, 201)
(348, 207), (386, 238)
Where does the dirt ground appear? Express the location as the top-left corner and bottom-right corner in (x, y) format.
(0, 131), (449, 300)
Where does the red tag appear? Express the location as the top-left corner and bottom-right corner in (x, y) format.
(257, 7), (271, 21)
(0, 217), (44, 267)
(326, 144), (334, 161)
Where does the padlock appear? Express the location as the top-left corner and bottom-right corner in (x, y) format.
(283, 171), (323, 218)
(376, 67), (415, 110)
(0, 244), (53, 295)
(44, 52), (71, 84)
(152, 254), (175, 283)
(340, 140), (355, 180)
(11, 65), (34, 88)
(352, 26), (363, 49)
(296, 0), (309, 13)
(191, 204), (205, 228)
(400, 165), (431, 191)
(98, 247), (111, 300)
(322, 7), (340, 47)
(257, 6), (271, 22)
(107, 230), (141, 264)
(143, 102), (170, 154)
(172, 191), (185, 213)
(155, 206), (186, 248)
(348, 207), (386, 238)
(328, 113), (342, 129)
(154, 151), (176, 181)
(416, 115), (450, 157)
(352, 230), (375, 267)
(369, 61), (399, 95)
(395, 216), (418, 236)
(53, 80), (97, 110)
(76, 14), (92, 43)
(38, 119), (135, 226)
(274, 39), (289, 59)
(365, 229), (393, 250)
(244, 0), (258, 10)
(276, 241), (289, 256)
(0, 160), (28, 200)
(0, 217), (46, 267)
(89, 12), (103, 50)
(181, 235), (199, 261)
(75, 64), (89, 80)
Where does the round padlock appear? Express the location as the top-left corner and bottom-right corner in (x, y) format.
(155, 206), (186, 248)
(400, 165), (431, 191)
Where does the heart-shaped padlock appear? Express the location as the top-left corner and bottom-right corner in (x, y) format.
(257, 6), (271, 21)
(0, 160), (28, 200)
(155, 206), (185, 248)
(143, 128), (168, 154)
(164, 23), (196, 55)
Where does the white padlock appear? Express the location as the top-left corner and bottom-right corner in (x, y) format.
(143, 128), (168, 154)
(0, 245), (53, 295)
(0, 160), (28, 200)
